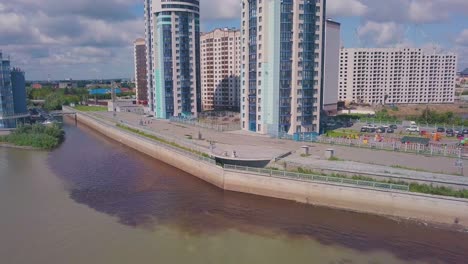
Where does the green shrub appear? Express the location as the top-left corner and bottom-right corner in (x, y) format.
(1, 124), (64, 149)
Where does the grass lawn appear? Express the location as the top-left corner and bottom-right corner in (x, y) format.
(74, 105), (107, 112)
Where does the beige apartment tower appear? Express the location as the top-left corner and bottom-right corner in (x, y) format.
(201, 28), (241, 111)
(134, 38), (148, 104)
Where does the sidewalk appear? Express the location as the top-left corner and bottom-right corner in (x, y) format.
(92, 111), (468, 177)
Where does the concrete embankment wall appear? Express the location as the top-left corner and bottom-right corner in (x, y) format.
(224, 170), (468, 226)
(74, 112), (224, 188)
(73, 112), (468, 228)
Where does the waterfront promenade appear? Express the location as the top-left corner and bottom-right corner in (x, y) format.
(92, 111), (468, 177)
(67, 108), (468, 228)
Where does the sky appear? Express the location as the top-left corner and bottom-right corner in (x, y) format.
(0, 0), (467, 81)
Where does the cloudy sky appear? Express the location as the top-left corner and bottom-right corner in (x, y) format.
(1, 0), (467, 80)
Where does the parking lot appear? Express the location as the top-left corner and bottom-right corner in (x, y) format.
(334, 121), (465, 145)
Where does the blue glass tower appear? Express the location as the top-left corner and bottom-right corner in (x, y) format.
(151, 0), (201, 119)
(0, 53), (15, 128)
(240, 0), (326, 135)
(11, 68), (27, 115)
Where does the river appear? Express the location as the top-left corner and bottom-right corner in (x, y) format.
(1, 120), (468, 264)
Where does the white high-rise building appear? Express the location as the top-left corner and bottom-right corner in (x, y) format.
(338, 48), (457, 105)
(144, 0), (154, 111)
(322, 19), (341, 115)
(240, 0), (326, 135)
(201, 28), (241, 111)
(146, 0), (201, 118)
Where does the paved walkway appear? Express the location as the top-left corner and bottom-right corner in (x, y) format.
(96, 112), (298, 160)
(282, 151), (468, 186)
(92, 111), (468, 178)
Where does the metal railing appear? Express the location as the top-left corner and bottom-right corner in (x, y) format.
(224, 164), (410, 192)
(169, 116), (240, 132)
(356, 118), (467, 131)
(316, 136), (464, 158)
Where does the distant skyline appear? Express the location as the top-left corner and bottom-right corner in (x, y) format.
(0, 0), (467, 80)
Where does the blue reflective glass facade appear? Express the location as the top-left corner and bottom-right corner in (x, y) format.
(248, 0), (257, 132)
(11, 69), (27, 115)
(298, 1), (316, 126)
(278, 0), (293, 133)
(153, 1), (200, 119)
(241, 0), (324, 135)
(0, 54), (15, 128)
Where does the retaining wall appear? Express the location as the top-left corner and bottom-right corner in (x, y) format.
(74, 111), (468, 228)
(75, 112), (224, 188)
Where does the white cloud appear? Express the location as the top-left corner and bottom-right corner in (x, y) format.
(0, 0), (143, 79)
(335, 0), (468, 23)
(327, 0), (368, 17)
(456, 29), (468, 47)
(357, 21), (405, 46)
(201, 0), (240, 20)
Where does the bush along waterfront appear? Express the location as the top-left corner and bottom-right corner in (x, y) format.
(0, 124), (65, 150)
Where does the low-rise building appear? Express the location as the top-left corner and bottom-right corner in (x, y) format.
(32, 83), (42, 89)
(58, 81), (77, 89)
(108, 100), (144, 115)
(338, 48), (457, 105)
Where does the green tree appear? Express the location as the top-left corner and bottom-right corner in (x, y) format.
(44, 92), (66, 111)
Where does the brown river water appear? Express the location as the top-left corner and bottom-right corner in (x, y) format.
(0, 120), (467, 264)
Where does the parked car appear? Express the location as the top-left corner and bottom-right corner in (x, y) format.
(436, 127), (445, 133)
(406, 126), (420, 133)
(377, 127), (386, 133)
(446, 131), (455, 137)
(463, 129), (468, 135)
(457, 132), (465, 138)
(368, 127), (376, 133)
(386, 128), (394, 133)
(360, 127), (368, 133)
(390, 124), (398, 129)
(446, 128), (454, 134)
(345, 121), (354, 127)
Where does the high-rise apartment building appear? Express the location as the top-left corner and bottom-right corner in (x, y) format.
(147, 0), (201, 119)
(0, 53), (15, 128)
(11, 68), (27, 115)
(134, 38), (148, 104)
(240, 0), (326, 135)
(338, 48), (457, 105)
(0, 54), (27, 128)
(144, 0), (154, 111)
(201, 28), (241, 111)
(322, 19), (340, 115)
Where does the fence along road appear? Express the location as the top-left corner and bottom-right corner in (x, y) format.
(316, 136), (464, 159)
(224, 165), (410, 192)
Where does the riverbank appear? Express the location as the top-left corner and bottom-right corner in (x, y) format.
(70, 109), (468, 229)
(0, 124), (65, 150)
(0, 142), (40, 150)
